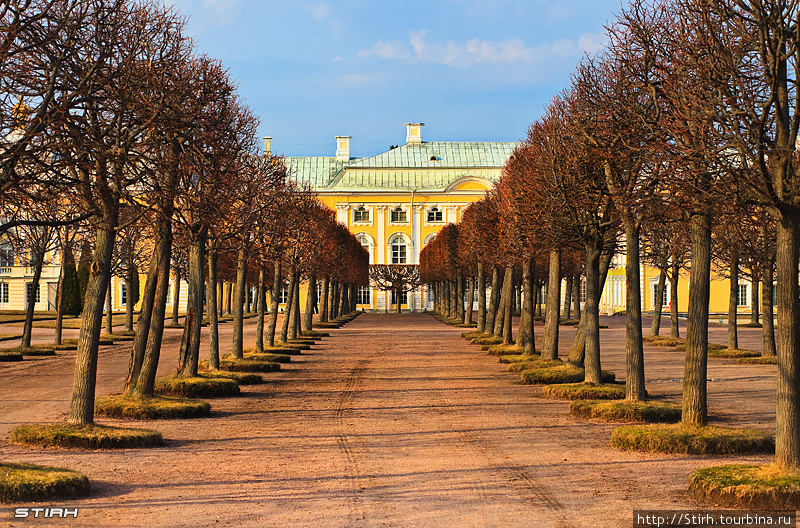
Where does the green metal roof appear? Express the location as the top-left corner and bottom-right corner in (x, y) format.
(285, 141), (517, 191)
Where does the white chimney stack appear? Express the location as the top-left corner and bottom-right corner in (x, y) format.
(406, 123), (424, 144)
(336, 135), (351, 161)
(263, 136), (272, 156)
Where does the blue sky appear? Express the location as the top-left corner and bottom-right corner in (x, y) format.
(168, 0), (624, 157)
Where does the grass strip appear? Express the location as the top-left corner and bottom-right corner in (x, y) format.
(611, 423), (774, 454)
(541, 383), (625, 400)
(689, 464), (800, 509)
(0, 462), (90, 502)
(738, 356), (777, 365)
(569, 399), (682, 423)
(96, 394), (211, 419)
(9, 422), (163, 449)
(154, 376), (240, 398)
(520, 364), (615, 385)
(198, 370), (263, 385)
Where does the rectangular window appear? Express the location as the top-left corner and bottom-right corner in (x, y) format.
(427, 208), (443, 222)
(0, 283), (8, 303)
(651, 282), (670, 308)
(391, 290), (408, 306)
(391, 208), (407, 223)
(353, 208), (369, 222)
(357, 286), (370, 305)
(121, 283), (127, 306)
(26, 282), (40, 307)
(391, 244), (407, 264)
(279, 286), (288, 304)
(579, 279), (586, 304)
(737, 284), (749, 307)
(0, 245), (13, 267)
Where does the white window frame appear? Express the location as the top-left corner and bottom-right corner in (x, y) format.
(390, 206), (408, 223)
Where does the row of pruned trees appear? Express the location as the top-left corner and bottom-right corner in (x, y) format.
(0, 0), (367, 426)
(422, 0), (800, 469)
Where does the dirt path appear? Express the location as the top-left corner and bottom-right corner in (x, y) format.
(0, 313), (776, 527)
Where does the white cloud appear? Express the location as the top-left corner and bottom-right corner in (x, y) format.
(310, 2), (331, 21)
(167, 0), (241, 26)
(357, 30), (606, 68)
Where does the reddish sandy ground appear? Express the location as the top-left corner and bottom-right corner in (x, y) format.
(0, 313), (778, 527)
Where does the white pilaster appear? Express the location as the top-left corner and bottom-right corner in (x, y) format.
(412, 205), (422, 265)
(376, 205), (387, 264)
(336, 204), (349, 225)
(445, 205), (458, 224)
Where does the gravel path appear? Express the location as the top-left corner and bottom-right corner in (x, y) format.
(0, 313), (776, 527)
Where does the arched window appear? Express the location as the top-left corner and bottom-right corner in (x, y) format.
(390, 235), (407, 264)
(427, 206), (443, 223)
(357, 235), (369, 249)
(353, 205), (369, 222)
(390, 205), (407, 223)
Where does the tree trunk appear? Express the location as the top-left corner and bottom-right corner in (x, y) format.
(289, 271), (301, 339)
(177, 227), (206, 378)
(304, 274), (316, 333)
(105, 280), (113, 336)
(207, 246), (220, 369)
(485, 266), (500, 333)
(572, 274), (581, 320)
(541, 249), (561, 360)
(456, 273), (465, 321)
(125, 218), (165, 395)
(569, 250), (612, 367)
(21, 257), (44, 348)
(266, 260), (282, 347)
(775, 210), (800, 468)
(171, 267), (180, 325)
(320, 275), (330, 323)
(218, 280), (224, 318)
(464, 276), (474, 325)
(231, 246), (248, 359)
(625, 222), (646, 401)
(751, 278), (760, 326)
(728, 250), (739, 350)
(67, 222), (115, 424)
(519, 256), (535, 355)
(502, 265), (514, 345)
(225, 281), (232, 315)
(682, 212), (711, 427)
(255, 266), (266, 352)
(133, 222), (172, 398)
(495, 266), (512, 338)
(670, 261), (680, 338)
(762, 257), (776, 357)
(55, 261), (65, 346)
(477, 263), (486, 333)
(563, 274), (573, 320)
(650, 268), (667, 336)
(583, 240), (603, 384)
(125, 265), (135, 333)
(280, 266), (297, 342)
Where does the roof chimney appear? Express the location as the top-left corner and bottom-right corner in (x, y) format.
(336, 136), (351, 161)
(405, 123), (424, 144)
(263, 136), (272, 156)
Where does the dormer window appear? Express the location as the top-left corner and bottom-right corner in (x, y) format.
(353, 205), (369, 222)
(390, 206), (407, 223)
(430, 155), (439, 161)
(427, 206), (443, 223)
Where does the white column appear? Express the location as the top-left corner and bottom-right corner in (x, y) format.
(445, 205), (458, 224)
(412, 205), (422, 264)
(336, 204), (349, 225)
(376, 205), (387, 264)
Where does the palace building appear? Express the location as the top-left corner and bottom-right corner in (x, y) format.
(281, 122), (517, 312)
